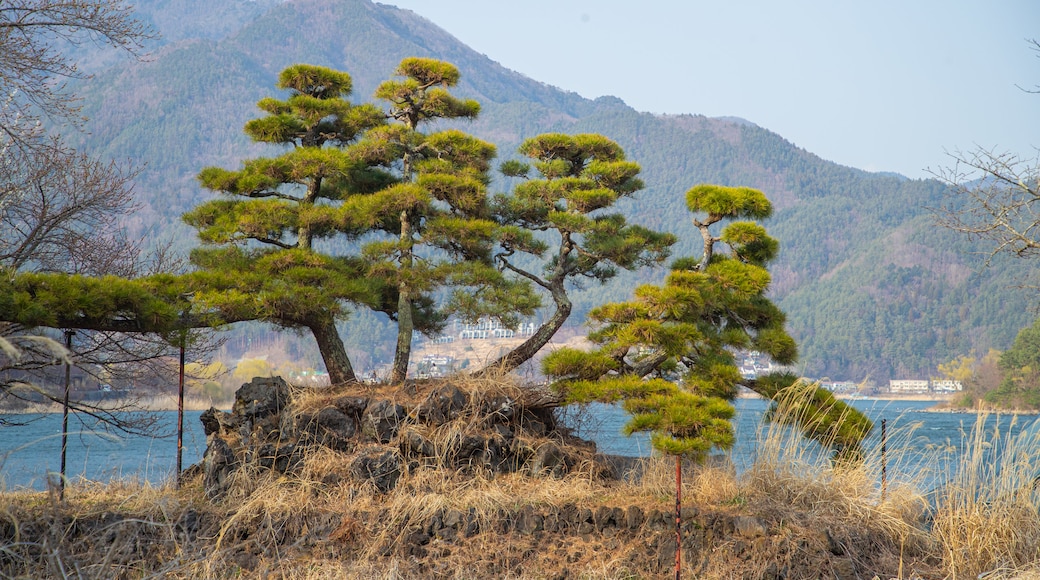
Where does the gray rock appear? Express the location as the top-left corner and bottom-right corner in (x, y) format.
(361, 400), (407, 443)
(611, 507), (625, 528)
(463, 515), (480, 537)
(479, 394), (515, 421)
(656, 536), (677, 573)
(202, 435), (237, 500)
(516, 506), (543, 535)
(454, 434), (487, 465)
(333, 395), (369, 417)
(399, 430), (436, 459)
(415, 383), (469, 425)
(401, 529), (429, 558)
(733, 515), (766, 539)
(519, 411), (547, 436)
(625, 505), (645, 529)
(527, 442), (568, 477)
(350, 448), (403, 493)
(306, 407), (357, 450)
(253, 442), (300, 473)
(231, 376), (289, 420)
(647, 509), (668, 531)
(442, 509), (464, 530)
(199, 407), (235, 436)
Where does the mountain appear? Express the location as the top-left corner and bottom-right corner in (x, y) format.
(65, 0), (1032, 382)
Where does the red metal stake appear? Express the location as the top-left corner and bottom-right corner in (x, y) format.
(675, 455), (682, 580)
(176, 332), (186, 487)
(59, 330), (74, 501)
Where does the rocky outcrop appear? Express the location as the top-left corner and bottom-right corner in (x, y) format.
(195, 377), (598, 498)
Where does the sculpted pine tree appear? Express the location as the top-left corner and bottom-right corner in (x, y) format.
(183, 65), (390, 384)
(348, 58), (537, 382)
(544, 184), (873, 462)
(488, 133), (676, 373)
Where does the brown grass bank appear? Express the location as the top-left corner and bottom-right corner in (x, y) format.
(3, 378), (1040, 578)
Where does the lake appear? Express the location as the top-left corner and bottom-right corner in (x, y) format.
(1, 399), (1035, 491)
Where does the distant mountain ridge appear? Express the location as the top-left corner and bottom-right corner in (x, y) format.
(66, 0), (1031, 382)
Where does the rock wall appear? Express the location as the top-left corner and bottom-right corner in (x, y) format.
(180, 378), (889, 578)
(196, 376), (602, 498)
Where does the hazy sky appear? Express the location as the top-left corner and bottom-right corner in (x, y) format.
(387, 1), (1039, 179)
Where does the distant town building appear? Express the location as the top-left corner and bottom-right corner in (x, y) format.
(736, 349), (791, 379)
(820, 381), (858, 393)
(888, 379), (930, 394)
(453, 318), (536, 341)
(930, 379), (964, 392)
(416, 354), (459, 378)
(887, 379), (963, 394)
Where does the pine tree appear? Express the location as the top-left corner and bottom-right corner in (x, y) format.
(487, 133), (676, 373)
(182, 65), (390, 384)
(544, 184), (873, 460)
(347, 58), (538, 382)
(543, 183), (873, 578)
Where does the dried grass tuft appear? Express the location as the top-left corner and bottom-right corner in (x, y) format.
(931, 411), (1040, 578)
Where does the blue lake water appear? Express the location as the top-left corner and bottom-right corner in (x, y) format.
(0, 411), (208, 490)
(1, 399), (1035, 491)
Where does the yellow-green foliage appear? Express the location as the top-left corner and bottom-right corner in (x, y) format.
(0, 271), (189, 333)
(686, 183), (773, 219)
(546, 183), (873, 462)
(542, 348), (618, 382)
(764, 381), (874, 453)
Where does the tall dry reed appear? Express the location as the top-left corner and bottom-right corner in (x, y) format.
(930, 410), (1040, 579)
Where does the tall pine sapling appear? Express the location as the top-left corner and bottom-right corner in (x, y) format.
(544, 183), (873, 577)
(348, 58), (538, 382)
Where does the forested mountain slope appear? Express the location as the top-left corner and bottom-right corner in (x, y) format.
(67, 0), (1030, 381)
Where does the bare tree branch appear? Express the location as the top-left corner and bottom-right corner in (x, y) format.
(929, 147), (1040, 265)
(0, 0), (155, 130)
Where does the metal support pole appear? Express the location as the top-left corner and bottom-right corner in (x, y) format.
(675, 455), (682, 580)
(880, 418), (888, 502)
(176, 331), (186, 488)
(59, 330), (74, 501)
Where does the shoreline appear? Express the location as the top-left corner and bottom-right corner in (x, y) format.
(5, 394), (1038, 416)
(0, 395), (223, 415)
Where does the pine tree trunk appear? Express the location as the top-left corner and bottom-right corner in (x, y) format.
(483, 282), (571, 374)
(308, 314), (357, 385)
(391, 284), (413, 383)
(391, 209), (414, 383)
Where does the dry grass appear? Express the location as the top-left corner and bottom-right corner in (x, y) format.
(930, 412), (1040, 579)
(726, 384), (937, 576)
(8, 378), (1040, 578)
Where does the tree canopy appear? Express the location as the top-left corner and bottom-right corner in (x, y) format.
(544, 184), (873, 461)
(182, 63), (392, 384)
(487, 133), (676, 373)
(346, 57), (538, 382)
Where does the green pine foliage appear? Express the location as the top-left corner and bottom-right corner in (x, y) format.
(487, 133), (676, 372)
(350, 57), (540, 382)
(0, 272), (188, 336)
(183, 64), (391, 384)
(982, 318), (1040, 409)
(544, 185), (872, 461)
(58, 1), (1031, 383)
